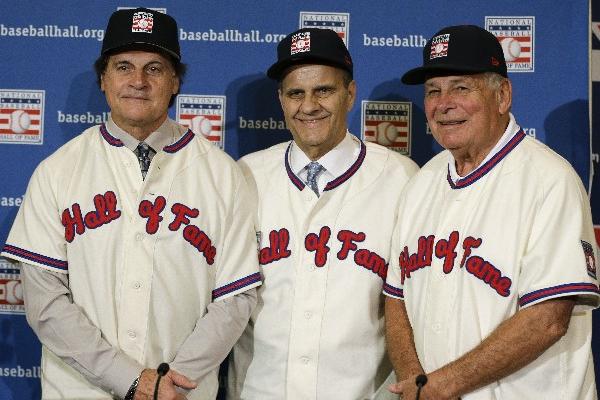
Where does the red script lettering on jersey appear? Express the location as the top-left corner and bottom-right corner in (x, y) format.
(62, 191), (121, 242)
(259, 229), (291, 265)
(399, 232), (512, 297)
(305, 226), (331, 267)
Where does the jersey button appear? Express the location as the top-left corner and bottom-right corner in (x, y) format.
(301, 356), (310, 365)
(304, 194), (313, 202)
(432, 323), (441, 333)
(304, 311), (312, 319)
(133, 281), (142, 289)
(135, 233), (144, 241)
(127, 330), (136, 339)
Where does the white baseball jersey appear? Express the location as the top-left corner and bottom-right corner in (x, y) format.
(1, 122), (261, 399)
(228, 136), (418, 399)
(384, 115), (600, 399)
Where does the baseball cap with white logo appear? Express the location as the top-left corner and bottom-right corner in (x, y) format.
(401, 24), (507, 85)
(101, 7), (181, 60)
(267, 28), (353, 80)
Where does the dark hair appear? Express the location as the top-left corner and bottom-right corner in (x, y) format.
(93, 48), (187, 107)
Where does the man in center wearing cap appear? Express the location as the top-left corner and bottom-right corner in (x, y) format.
(1, 7), (261, 400)
(227, 28), (418, 399)
(384, 24), (599, 399)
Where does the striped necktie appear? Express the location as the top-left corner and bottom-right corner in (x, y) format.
(305, 161), (324, 196)
(135, 142), (154, 180)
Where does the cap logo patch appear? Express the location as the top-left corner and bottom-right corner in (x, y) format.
(132, 11), (154, 33)
(430, 33), (450, 59)
(290, 31), (311, 55)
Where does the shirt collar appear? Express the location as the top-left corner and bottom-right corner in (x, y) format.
(105, 114), (186, 153)
(289, 131), (360, 179)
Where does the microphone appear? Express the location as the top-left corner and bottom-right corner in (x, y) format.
(154, 363), (170, 400)
(157, 362), (170, 376)
(415, 374), (428, 400)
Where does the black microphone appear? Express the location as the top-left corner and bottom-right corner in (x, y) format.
(415, 374), (428, 400)
(157, 362), (170, 376)
(154, 362), (170, 400)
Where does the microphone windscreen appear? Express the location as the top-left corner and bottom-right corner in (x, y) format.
(415, 374), (428, 387)
(157, 363), (170, 376)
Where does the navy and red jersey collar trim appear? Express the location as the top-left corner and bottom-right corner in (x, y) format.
(99, 124), (195, 154)
(285, 143), (306, 191)
(447, 129), (526, 190)
(164, 130), (195, 153)
(99, 123), (124, 147)
(284, 139), (367, 192)
(324, 139), (366, 191)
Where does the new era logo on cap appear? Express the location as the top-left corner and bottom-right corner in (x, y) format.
(132, 11), (154, 33)
(430, 33), (449, 59)
(291, 31), (311, 55)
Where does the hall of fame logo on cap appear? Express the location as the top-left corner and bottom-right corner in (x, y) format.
(361, 101), (411, 156)
(0, 257), (24, 315)
(485, 17), (535, 72)
(132, 10), (154, 33)
(299, 12), (350, 46)
(0, 89), (44, 145)
(430, 33), (450, 59)
(177, 95), (226, 149)
(291, 31), (311, 55)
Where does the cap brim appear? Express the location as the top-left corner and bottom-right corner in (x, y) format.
(267, 55), (351, 80)
(103, 42), (180, 61)
(401, 64), (492, 85)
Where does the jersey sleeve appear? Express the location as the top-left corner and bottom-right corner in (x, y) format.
(210, 167), (262, 302)
(1, 161), (68, 273)
(517, 170), (600, 310)
(383, 192), (409, 300)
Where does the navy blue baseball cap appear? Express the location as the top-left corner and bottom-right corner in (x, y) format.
(401, 25), (507, 85)
(267, 28), (353, 80)
(101, 7), (181, 60)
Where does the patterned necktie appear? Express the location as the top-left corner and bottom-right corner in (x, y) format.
(305, 161), (324, 197)
(135, 142), (154, 180)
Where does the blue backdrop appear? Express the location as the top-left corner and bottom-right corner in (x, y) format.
(0, 1), (597, 398)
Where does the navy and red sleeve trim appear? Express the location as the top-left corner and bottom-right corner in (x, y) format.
(519, 282), (600, 307)
(2, 244), (68, 271)
(212, 272), (262, 300)
(383, 282), (404, 299)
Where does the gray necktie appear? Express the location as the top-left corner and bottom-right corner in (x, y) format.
(135, 142), (154, 180)
(305, 161), (324, 196)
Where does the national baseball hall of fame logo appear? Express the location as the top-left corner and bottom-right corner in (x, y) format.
(361, 101), (411, 156)
(485, 17), (535, 72)
(0, 257), (24, 315)
(300, 12), (350, 46)
(176, 95), (226, 149)
(0, 89), (45, 145)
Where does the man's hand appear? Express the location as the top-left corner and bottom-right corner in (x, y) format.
(388, 375), (457, 400)
(133, 368), (197, 400)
